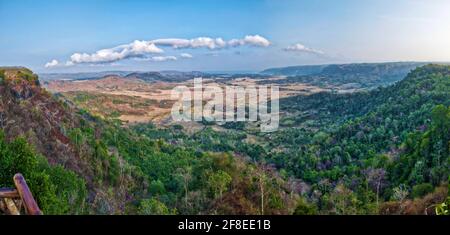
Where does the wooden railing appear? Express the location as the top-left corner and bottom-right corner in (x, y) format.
(0, 173), (43, 215)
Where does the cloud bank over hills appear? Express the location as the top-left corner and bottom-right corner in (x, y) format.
(45, 35), (271, 68)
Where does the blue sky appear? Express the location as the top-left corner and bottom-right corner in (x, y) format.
(1, 0), (449, 73)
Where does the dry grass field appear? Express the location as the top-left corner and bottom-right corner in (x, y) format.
(44, 75), (331, 125)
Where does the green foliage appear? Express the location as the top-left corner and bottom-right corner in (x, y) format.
(86, 137), (121, 185)
(116, 66), (448, 214)
(0, 133), (38, 186)
(125, 64), (448, 214)
(436, 197), (450, 215)
(207, 170), (232, 199)
(26, 171), (60, 214)
(2, 64), (446, 215)
(138, 198), (176, 215)
(0, 130), (87, 214)
(393, 105), (450, 187)
(68, 128), (84, 148)
(85, 117), (297, 214)
(293, 198), (318, 215)
(17, 70), (38, 83)
(44, 165), (88, 214)
(149, 180), (166, 196)
(412, 183), (434, 198)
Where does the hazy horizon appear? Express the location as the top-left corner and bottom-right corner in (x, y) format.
(33, 60), (449, 75)
(1, 0), (450, 73)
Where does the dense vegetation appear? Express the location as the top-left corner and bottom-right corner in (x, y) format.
(128, 65), (449, 214)
(0, 64), (448, 215)
(0, 131), (87, 214)
(70, 117), (297, 214)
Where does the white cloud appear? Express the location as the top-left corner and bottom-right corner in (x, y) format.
(133, 55), (177, 62)
(45, 59), (76, 68)
(151, 35), (270, 50)
(150, 56), (177, 62)
(151, 37), (226, 49)
(229, 35), (271, 47)
(48, 35), (270, 67)
(45, 59), (59, 68)
(284, 43), (324, 55)
(69, 40), (163, 64)
(180, 53), (193, 58)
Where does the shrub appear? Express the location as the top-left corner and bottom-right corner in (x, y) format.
(45, 165), (88, 214)
(0, 130), (87, 214)
(412, 183), (434, 198)
(293, 198), (318, 215)
(149, 180), (166, 195)
(138, 198), (176, 215)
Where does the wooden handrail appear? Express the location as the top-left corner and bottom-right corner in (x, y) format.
(0, 188), (19, 198)
(13, 173), (43, 215)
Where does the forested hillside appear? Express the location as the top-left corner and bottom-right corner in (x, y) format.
(0, 65), (449, 215)
(131, 64), (450, 214)
(260, 62), (426, 89)
(0, 67), (296, 215)
(269, 64), (450, 214)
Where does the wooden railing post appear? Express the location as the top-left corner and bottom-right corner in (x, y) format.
(13, 173), (43, 215)
(4, 198), (20, 215)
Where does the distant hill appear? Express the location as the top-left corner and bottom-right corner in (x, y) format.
(261, 62), (426, 76)
(125, 70), (208, 82)
(260, 62), (428, 88)
(261, 64), (327, 76)
(39, 70), (209, 83)
(38, 71), (131, 81)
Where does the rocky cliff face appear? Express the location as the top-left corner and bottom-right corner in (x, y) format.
(0, 67), (92, 181)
